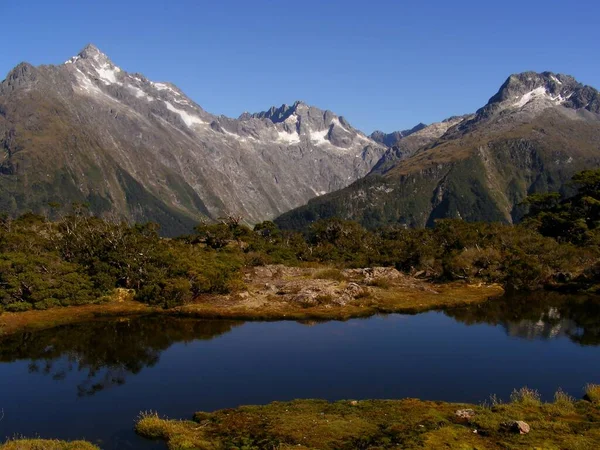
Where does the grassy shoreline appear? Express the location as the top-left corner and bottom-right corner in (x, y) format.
(135, 385), (600, 449)
(0, 269), (503, 336)
(4, 385), (600, 449)
(0, 440), (99, 449)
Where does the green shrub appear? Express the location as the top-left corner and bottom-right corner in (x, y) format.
(4, 302), (33, 312)
(33, 298), (62, 310)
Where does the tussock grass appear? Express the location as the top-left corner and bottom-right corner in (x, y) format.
(584, 383), (600, 404)
(367, 278), (392, 289)
(312, 268), (346, 281)
(510, 386), (542, 406)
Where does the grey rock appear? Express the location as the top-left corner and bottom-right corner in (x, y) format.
(454, 409), (476, 420)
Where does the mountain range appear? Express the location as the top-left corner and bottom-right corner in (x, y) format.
(276, 72), (600, 230)
(1, 45), (599, 234)
(0, 45), (385, 235)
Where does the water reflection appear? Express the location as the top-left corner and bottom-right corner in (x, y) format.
(0, 316), (241, 395)
(2, 292), (600, 400)
(446, 291), (600, 345)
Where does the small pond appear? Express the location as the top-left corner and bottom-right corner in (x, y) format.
(1, 291), (600, 448)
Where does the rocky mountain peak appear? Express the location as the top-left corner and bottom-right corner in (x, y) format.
(66, 43), (112, 66)
(241, 101), (381, 151)
(447, 71), (600, 137)
(481, 71), (600, 115)
(487, 71), (578, 107)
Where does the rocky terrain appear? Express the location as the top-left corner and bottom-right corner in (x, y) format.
(276, 71), (600, 230)
(0, 44), (386, 235)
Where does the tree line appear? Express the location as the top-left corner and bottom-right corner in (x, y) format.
(1, 169), (599, 312)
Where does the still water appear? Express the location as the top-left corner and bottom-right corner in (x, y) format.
(1, 292), (600, 449)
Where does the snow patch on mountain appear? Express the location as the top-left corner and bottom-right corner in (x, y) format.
(513, 86), (548, 107)
(128, 85), (154, 101)
(164, 101), (207, 128)
(96, 64), (121, 85)
(310, 128), (330, 145)
(277, 129), (301, 144)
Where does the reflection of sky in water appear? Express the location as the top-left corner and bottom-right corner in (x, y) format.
(1, 295), (600, 449)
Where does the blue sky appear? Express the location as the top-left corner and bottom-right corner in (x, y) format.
(1, 0), (599, 133)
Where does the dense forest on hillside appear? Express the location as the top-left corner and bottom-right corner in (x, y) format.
(1, 170), (599, 313)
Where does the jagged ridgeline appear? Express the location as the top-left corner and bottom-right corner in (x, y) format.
(2, 46), (600, 236)
(0, 44), (386, 236)
(275, 72), (600, 231)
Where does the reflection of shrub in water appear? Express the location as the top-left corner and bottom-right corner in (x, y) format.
(0, 317), (241, 396)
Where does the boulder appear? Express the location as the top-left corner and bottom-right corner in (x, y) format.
(454, 409), (476, 420)
(501, 420), (530, 434)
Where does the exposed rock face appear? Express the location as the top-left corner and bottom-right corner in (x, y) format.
(0, 44), (386, 235)
(275, 72), (600, 231)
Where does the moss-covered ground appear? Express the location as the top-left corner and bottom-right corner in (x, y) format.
(136, 386), (600, 449)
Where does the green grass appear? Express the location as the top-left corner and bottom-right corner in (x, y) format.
(135, 386), (600, 449)
(0, 439), (99, 450)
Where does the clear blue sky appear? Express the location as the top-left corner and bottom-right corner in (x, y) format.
(2, 0), (599, 133)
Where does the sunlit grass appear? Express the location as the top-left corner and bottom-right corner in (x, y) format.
(135, 385), (600, 449)
(0, 439), (99, 450)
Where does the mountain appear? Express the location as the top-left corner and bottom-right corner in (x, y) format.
(275, 71), (600, 230)
(369, 123), (427, 148)
(369, 115), (472, 175)
(0, 44), (386, 235)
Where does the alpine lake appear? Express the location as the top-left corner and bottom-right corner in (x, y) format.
(1, 291), (600, 449)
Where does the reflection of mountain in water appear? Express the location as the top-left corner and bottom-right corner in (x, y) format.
(446, 292), (600, 345)
(505, 307), (582, 341)
(0, 317), (241, 396)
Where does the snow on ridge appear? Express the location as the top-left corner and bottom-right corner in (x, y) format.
(513, 86), (547, 107)
(222, 128), (250, 142)
(96, 63), (121, 85)
(128, 85), (154, 101)
(310, 128), (330, 145)
(331, 117), (351, 134)
(512, 85), (573, 109)
(153, 82), (183, 97)
(277, 130), (301, 144)
(550, 75), (562, 85)
(64, 56), (80, 65)
(173, 97), (192, 107)
(164, 101), (207, 128)
(284, 113), (298, 125)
